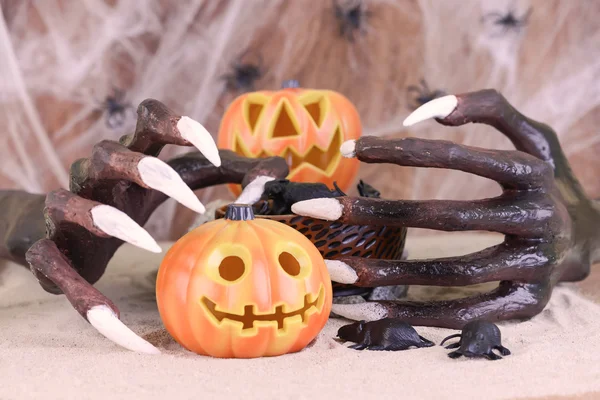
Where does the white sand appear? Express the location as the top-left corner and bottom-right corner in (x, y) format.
(1, 233), (599, 400)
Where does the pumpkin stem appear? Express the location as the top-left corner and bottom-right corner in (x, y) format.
(281, 80), (300, 89)
(225, 204), (255, 221)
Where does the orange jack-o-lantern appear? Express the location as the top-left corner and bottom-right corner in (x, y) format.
(217, 80), (362, 196)
(156, 204), (332, 358)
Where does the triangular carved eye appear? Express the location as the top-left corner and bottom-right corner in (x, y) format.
(271, 101), (301, 138)
(245, 101), (265, 133)
(303, 96), (327, 128)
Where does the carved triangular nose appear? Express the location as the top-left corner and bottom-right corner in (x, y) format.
(271, 101), (301, 138)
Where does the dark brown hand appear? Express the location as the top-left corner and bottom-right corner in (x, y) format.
(0, 99), (288, 353)
(290, 89), (599, 329)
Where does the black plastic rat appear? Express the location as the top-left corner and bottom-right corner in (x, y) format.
(440, 320), (511, 360)
(336, 319), (435, 351)
(258, 179), (383, 215)
(357, 179), (381, 198)
(259, 179), (347, 215)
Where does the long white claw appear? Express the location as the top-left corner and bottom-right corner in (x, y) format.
(340, 140), (356, 158)
(177, 116), (222, 167)
(90, 205), (162, 253)
(325, 260), (358, 284)
(402, 95), (458, 127)
(234, 175), (276, 205)
(87, 305), (161, 355)
(291, 198), (343, 221)
(331, 302), (388, 322)
(138, 157), (205, 214)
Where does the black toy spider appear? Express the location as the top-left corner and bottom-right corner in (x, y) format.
(220, 52), (265, 93)
(406, 79), (446, 110)
(481, 6), (533, 36)
(97, 88), (135, 130)
(333, 0), (372, 42)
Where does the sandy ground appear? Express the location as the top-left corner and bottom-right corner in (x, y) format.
(1, 232), (599, 400)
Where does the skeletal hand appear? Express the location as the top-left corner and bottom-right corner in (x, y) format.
(290, 89), (599, 328)
(1, 99), (288, 354)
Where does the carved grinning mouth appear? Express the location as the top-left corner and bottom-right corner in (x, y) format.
(201, 286), (325, 330)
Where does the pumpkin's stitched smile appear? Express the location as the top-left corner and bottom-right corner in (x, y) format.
(201, 286), (325, 330)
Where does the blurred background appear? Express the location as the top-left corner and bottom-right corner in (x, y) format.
(1, 0), (599, 241)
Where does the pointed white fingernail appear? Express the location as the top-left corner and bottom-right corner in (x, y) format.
(177, 116), (222, 167)
(90, 205), (162, 253)
(87, 305), (161, 355)
(331, 302), (388, 322)
(291, 198), (343, 221)
(402, 95), (458, 126)
(340, 140), (356, 158)
(138, 157), (205, 214)
(325, 260), (358, 284)
(235, 176), (276, 205)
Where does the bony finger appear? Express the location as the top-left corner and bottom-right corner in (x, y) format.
(325, 260), (358, 284)
(137, 157), (205, 214)
(90, 205), (162, 253)
(177, 116), (222, 168)
(340, 139), (357, 158)
(87, 305), (161, 354)
(234, 175), (276, 205)
(291, 198), (344, 221)
(402, 95), (458, 127)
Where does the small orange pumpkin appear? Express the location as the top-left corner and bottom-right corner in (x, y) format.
(217, 80), (362, 196)
(156, 204), (332, 358)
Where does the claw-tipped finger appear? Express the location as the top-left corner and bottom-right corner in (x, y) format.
(291, 198), (343, 221)
(325, 260), (358, 284)
(403, 89), (559, 163)
(333, 282), (549, 329)
(292, 194), (555, 237)
(86, 141), (206, 214)
(340, 140), (357, 158)
(45, 190), (161, 253)
(26, 239), (161, 354)
(402, 95), (458, 126)
(177, 116), (221, 167)
(90, 205), (162, 253)
(234, 175), (276, 205)
(137, 157), (205, 214)
(87, 305), (161, 355)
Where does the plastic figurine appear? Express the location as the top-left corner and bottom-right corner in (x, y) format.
(337, 318), (434, 351)
(216, 80), (362, 196)
(440, 320), (511, 360)
(156, 204), (332, 358)
(290, 90), (600, 330)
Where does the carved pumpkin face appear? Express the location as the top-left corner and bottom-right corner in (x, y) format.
(217, 81), (362, 195)
(156, 204), (332, 358)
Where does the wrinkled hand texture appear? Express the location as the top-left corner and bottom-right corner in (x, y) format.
(291, 89), (600, 329)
